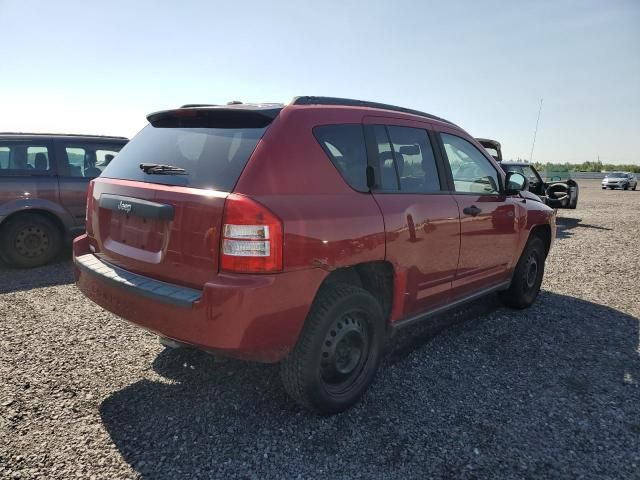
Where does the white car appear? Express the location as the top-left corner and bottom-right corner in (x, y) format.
(602, 172), (637, 190)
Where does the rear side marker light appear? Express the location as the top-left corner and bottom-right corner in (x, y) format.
(220, 194), (283, 273)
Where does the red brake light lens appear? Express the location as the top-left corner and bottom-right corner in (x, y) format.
(220, 194), (283, 273)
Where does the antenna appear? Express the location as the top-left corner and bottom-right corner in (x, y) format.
(529, 98), (543, 162)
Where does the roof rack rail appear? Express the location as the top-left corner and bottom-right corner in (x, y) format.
(180, 103), (219, 108)
(0, 132), (128, 139)
(291, 96), (458, 127)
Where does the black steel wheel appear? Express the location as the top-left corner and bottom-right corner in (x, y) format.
(281, 283), (385, 414)
(320, 311), (370, 393)
(0, 214), (62, 268)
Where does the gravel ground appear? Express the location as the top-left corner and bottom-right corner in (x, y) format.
(1, 179), (638, 479)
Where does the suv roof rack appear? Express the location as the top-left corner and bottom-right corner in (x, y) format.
(180, 104), (219, 108)
(178, 102), (284, 110)
(291, 96), (458, 127)
(180, 101), (243, 108)
(0, 132), (128, 140)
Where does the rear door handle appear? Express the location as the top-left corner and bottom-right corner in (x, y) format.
(463, 205), (482, 217)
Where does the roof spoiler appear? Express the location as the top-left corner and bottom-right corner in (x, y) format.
(147, 104), (283, 129)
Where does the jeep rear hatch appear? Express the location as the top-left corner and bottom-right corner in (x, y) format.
(86, 105), (281, 288)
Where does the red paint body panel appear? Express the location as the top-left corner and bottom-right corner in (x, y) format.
(73, 233), (326, 362)
(359, 115), (462, 320)
(73, 103), (556, 363)
(450, 194), (520, 293)
(373, 194), (460, 318)
(235, 107), (387, 272)
(88, 178), (226, 289)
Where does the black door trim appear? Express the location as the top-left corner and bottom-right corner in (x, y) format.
(389, 280), (511, 331)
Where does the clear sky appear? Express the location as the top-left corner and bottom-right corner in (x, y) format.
(1, 0), (638, 164)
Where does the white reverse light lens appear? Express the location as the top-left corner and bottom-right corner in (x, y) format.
(222, 239), (270, 257)
(223, 224), (269, 239)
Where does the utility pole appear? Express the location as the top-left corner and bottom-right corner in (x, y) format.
(529, 98), (543, 163)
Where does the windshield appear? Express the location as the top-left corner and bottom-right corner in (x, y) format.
(606, 173), (625, 178)
(521, 166), (539, 181)
(101, 125), (266, 191)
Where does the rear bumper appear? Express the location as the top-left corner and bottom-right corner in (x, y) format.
(73, 234), (326, 363)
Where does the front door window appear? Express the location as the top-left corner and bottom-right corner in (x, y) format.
(441, 134), (500, 194)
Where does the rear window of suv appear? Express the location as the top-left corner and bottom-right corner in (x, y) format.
(101, 125), (267, 191)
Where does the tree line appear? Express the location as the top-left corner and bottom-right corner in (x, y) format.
(531, 161), (640, 173)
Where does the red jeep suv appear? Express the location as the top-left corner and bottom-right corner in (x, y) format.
(73, 97), (555, 413)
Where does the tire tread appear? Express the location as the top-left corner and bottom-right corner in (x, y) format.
(500, 235), (545, 309)
(280, 283), (381, 412)
(0, 213), (62, 268)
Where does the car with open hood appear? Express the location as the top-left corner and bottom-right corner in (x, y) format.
(476, 138), (579, 209)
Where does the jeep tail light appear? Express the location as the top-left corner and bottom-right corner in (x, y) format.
(221, 194), (283, 273)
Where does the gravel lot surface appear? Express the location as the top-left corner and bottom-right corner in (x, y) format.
(1, 180), (639, 479)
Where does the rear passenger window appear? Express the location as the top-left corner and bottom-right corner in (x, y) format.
(369, 125), (440, 193)
(313, 124), (368, 192)
(96, 149), (119, 170)
(0, 144), (54, 176)
(60, 144), (123, 178)
(387, 126), (440, 193)
(65, 148), (87, 177)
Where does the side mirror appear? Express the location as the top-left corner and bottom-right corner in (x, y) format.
(505, 171), (528, 194)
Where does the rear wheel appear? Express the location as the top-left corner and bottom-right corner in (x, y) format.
(280, 283), (385, 414)
(0, 214), (62, 268)
(499, 236), (545, 309)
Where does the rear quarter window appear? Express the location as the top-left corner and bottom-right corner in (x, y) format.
(313, 124), (368, 192)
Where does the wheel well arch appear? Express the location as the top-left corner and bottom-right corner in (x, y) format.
(529, 224), (551, 257)
(320, 261), (394, 321)
(0, 208), (67, 238)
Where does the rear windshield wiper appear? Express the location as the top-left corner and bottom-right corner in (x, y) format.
(139, 163), (188, 175)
